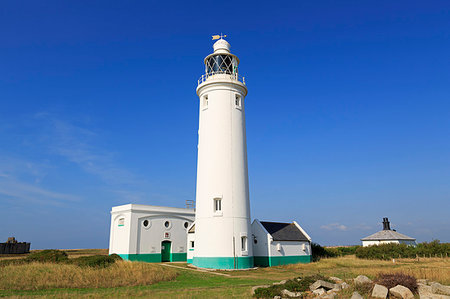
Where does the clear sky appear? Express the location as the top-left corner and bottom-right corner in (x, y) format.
(1, 1), (449, 249)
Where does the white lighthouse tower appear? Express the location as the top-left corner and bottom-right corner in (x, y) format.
(192, 37), (253, 269)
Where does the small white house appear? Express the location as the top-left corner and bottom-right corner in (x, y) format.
(109, 204), (195, 262)
(361, 218), (416, 247)
(252, 220), (312, 266)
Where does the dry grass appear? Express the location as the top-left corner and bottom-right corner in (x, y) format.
(282, 256), (450, 284)
(0, 260), (177, 290)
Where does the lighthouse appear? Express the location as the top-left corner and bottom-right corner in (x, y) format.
(191, 37), (253, 269)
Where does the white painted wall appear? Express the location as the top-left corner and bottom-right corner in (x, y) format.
(109, 204), (195, 255)
(194, 40), (253, 262)
(251, 220), (270, 257)
(187, 224), (195, 261)
(269, 240), (311, 257)
(362, 240), (416, 247)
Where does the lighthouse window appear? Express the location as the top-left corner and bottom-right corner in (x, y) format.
(202, 95), (208, 109)
(241, 236), (247, 251)
(206, 54), (233, 75)
(214, 198), (222, 212)
(235, 94), (242, 109)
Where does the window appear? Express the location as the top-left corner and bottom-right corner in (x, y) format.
(235, 94), (242, 109)
(202, 95), (208, 109)
(164, 221), (170, 228)
(118, 218), (124, 227)
(241, 236), (247, 251)
(143, 219), (151, 228)
(214, 198), (222, 212)
(184, 222), (189, 229)
(190, 241), (195, 248)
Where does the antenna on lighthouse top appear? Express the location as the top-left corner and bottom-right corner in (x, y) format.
(212, 34), (227, 40)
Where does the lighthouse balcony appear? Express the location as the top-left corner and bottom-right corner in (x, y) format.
(198, 71), (246, 86)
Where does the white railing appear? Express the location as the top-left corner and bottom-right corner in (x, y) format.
(198, 71), (246, 86)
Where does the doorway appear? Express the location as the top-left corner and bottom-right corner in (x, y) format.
(161, 241), (171, 262)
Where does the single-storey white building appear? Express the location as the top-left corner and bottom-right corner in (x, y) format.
(361, 218), (416, 247)
(109, 204), (195, 262)
(251, 220), (312, 266)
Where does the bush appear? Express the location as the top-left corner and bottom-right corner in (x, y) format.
(375, 273), (418, 294)
(355, 241), (450, 260)
(253, 274), (330, 298)
(25, 250), (69, 263)
(70, 254), (122, 268)
(311, 243), (337, 261)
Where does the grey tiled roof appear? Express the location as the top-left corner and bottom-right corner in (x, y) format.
(260, 221), (309, 241)
(361, 229), (415, 241)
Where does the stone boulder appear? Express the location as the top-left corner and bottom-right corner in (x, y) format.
(312, 288), (326, 296)
(281, 289), (302, 298)
(432, 282), (450, 296)
(354, 275), (372, 285)
(251, 285), (270, 295)
(419, 283), (450, 299)
(371, 284), (388, 298)
(329, 276), (343, 284)
(272, 280), (287, 286)
(350, 291), (363, 299)
(310, 280), (337, 291)
(389, 285), (414, 299)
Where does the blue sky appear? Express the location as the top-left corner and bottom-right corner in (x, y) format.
(1, 1), (449, 248)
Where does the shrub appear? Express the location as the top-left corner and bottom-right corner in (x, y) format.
(356, 241), (450, 260)
(253, 274), (330, 298)
(25, 250), (69, 263)
(375, 273), (418, 294)
(311, 243), (337, 261)
(71, 254), (122, 268)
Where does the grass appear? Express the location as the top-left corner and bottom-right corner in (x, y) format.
(0, 251), (448, 298)
(0, 261), (177, 291)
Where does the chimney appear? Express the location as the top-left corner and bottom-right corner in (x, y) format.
(382, 217), (391, 230)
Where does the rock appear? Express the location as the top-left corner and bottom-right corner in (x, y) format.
(418, 279), (430, 285)
(273, 296), (281, 299)
(372, 284), (388, 298)
(321, 293), (336, 299)
(310, 280), (336, 291)
(281, 289), (302, 298)
(432, 283), (450, 296)
(273, 280), (287, 285)
(350, 291), (363, 299)
(389, 285), (414, 299)
(313, 288), (326, 296)
(419, 283), (450, 298)
(340, 282), (349, 289)
(354, 275), (373, 285)
(251, 285), (270, 295)
(329, 276), (343, 283)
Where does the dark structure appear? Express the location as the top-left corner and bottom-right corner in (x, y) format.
(0, 237), (31, 254)
(382, 217), (391, 230)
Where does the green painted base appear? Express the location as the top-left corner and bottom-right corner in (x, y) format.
(254, 255), (311, 267)
(117, 252), (187, 263)
(118, 253), (161, 262)
(187, 258), (193, 264)
(171, 253), (187, 262)
(193, 256), (254, 269)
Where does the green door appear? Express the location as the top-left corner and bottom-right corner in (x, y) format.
(161, 241), (171, 262)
